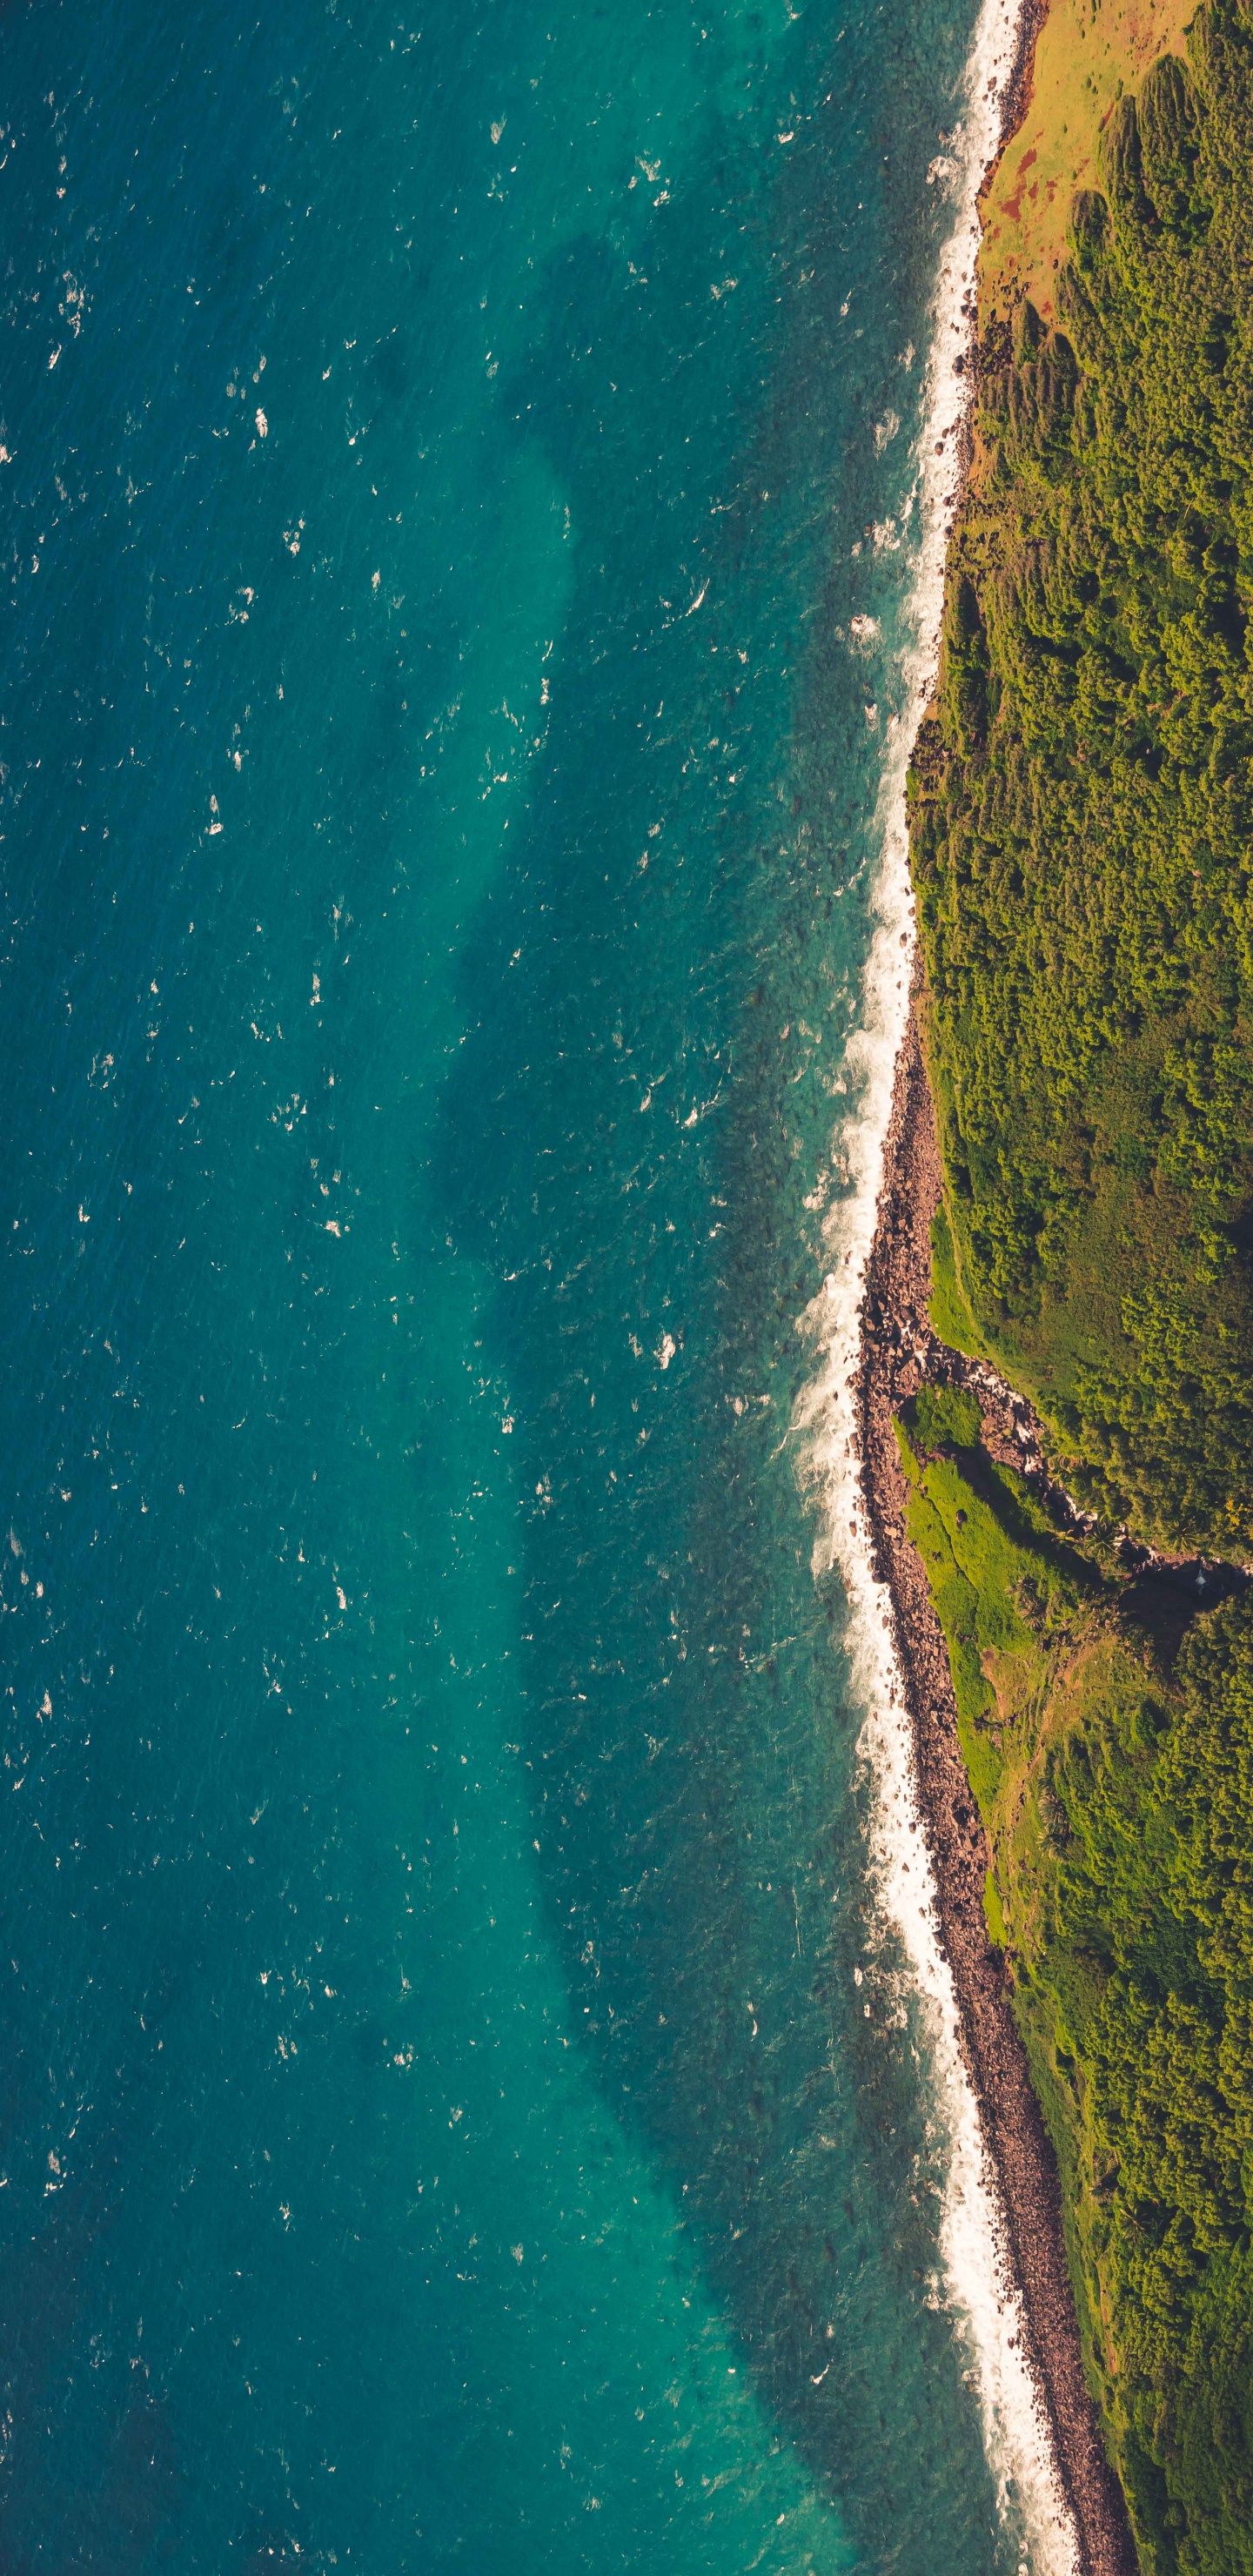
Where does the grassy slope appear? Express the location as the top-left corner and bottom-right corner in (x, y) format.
(897, 1417), (1253, 2574)
(927, 1196), (990, 1358)
(980, 0), (1195, 326)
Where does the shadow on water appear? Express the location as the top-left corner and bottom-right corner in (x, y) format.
(434, 51), (1008, 2574)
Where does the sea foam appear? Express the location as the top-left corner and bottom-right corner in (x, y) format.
(795, 0), (1081, 2567)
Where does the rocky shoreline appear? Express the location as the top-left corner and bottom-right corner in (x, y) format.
(994, 0), (1050, 174)
(856, 983), (1136, 2576)
(854, 10), (1138, 2566)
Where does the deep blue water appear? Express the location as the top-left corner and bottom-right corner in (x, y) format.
(0, 2), (1022, 2568)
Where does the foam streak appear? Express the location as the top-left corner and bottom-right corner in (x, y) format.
(797, 2), (1080, 2567)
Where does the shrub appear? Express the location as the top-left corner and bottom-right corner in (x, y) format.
(908, 1383), (983, 1452)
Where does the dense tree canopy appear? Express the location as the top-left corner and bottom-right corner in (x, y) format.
(908, 8), (1253, 2564)
(1049, 1593), (1253, 2573)
(910, 0), (1253, 1550)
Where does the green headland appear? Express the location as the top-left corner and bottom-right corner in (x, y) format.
(905, 2), (1253, 2565)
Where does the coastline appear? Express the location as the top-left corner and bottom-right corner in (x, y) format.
(855, 987), (1136, 2576)
(989, 0), (1050, 182)
(794, 0), (1110, 2559)
(808, 0), (1253, 2564)
(838, 4), (1138, 2563)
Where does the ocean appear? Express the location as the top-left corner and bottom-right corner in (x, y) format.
(0, 0), (1065, 2569)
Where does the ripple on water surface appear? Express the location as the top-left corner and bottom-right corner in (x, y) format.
(0, 0), (1044, 2567)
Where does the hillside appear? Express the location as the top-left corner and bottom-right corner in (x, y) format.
(912, 0), (1253, 1556)
(903, 3), (1253, 2566)
(897, 1394), (1253, 2575)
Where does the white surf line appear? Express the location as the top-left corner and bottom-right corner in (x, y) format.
(795, 2), (1081, 2572)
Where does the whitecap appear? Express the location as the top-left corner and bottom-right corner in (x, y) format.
(794, 0), (1081, 2562)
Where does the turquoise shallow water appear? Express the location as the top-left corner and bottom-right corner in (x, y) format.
(0, 2), (1025, 2567)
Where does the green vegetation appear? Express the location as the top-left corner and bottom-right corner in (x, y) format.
(926, 1197), (988, 1358)
(910, 0), (1253, 1552)
(907, 1381), (982, 1452)
(978, 0), (1196, 327)
(904, 9), (1253, 2555)
(898, 1423), (1253, 2574)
